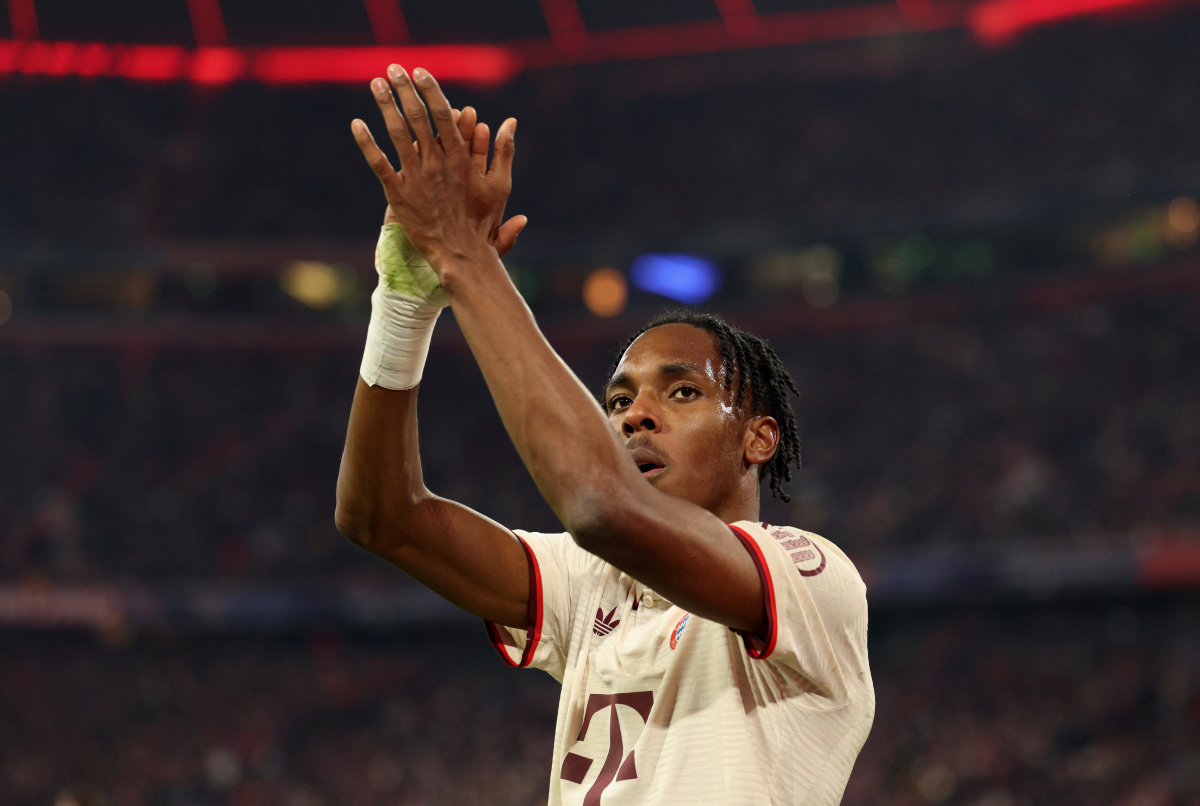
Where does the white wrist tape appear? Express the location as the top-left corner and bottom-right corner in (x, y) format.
(359, 223), (449, 390)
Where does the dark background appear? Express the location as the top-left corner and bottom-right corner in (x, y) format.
(2, 1), (1200, 804)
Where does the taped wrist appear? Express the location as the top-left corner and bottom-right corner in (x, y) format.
(359, 223), (449, 390)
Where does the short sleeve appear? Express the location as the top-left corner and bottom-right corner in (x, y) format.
(483, 530), (582, 682)
(728, 522), (870, 706)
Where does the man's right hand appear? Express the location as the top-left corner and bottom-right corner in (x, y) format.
(372, 89), (527, 260)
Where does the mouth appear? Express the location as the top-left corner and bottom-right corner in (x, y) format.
(637, 461), (666, 479)
(629, 445), (668, 480)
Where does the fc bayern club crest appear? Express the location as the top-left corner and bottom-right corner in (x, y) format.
(670, 614), (689, 650)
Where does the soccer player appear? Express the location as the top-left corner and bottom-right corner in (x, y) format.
(335, 65), (874, 805)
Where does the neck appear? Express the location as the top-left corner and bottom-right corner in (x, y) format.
(709, 477), (761, 525)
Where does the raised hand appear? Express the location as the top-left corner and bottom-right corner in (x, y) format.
(352, 64), (527, 272)
(453, 106), (495, 179)
(380, 105), (501, 237)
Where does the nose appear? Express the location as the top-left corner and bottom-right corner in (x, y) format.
(621, 393), (661, 436)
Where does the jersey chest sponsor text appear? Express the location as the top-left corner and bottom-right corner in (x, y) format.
(561, 690), (654, 805)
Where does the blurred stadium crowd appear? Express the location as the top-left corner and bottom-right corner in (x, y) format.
(4, 599), (1198, 806)
(1, 294), (1196, 583)
(4, 5), (1200, 806)
(0, 10), (1196, 250)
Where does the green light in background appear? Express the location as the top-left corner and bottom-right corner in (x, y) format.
(507, 265), (542, 302)
(872, 234), (935, 293)
(949, 240), (996, 280)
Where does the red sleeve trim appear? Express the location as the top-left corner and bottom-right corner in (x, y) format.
(729, 524), (779, 660)
(484, 532), (544, 668)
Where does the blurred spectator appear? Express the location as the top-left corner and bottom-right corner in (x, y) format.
(1, 598), (1196, 806)
(2, 294), (1196, 582)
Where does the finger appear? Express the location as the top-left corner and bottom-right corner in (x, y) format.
(457, 106), (477, 146)
(489, 117), (517, 191)
(387, 64), (435, 155)
(471, 121), (489, 175)
(411, 67), (465, 152)
(370, 77), (418, 169)
(493, 214), (528, 259)
(351, 119), (398, 183)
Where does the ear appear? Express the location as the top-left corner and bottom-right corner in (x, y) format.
(743, 415), (779, 468)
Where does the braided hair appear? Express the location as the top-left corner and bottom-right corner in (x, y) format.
(606, 310), (802, 502)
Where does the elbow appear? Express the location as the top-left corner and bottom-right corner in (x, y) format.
(333, 493), (392, 554)
(335, 501), (404, 556)
(562, 487), (641, 557)
(334, 498), (371, 548)
(565, 512), (605, 555)
(334, 487), (422, 555)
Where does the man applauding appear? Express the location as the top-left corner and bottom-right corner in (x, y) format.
(335, 65), (873, 805)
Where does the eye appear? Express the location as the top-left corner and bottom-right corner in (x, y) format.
(608, 394), (632, 412)
(671, 385), (700, 400)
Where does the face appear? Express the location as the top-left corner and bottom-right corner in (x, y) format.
(605, 324), (756, 512)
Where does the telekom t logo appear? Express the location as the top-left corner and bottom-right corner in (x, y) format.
(560, 691), (654, 805)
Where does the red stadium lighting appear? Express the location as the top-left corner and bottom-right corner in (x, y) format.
(538, 0), (589, 53)
(362, 0), (410, 45)
(968, 0), (1184, 43)
(7, 0), (38, 40)
(512, 3), (954, 68)
(185, 0), (229, 47)
(1, 0), (1195, 87)
(114, 45), (189, 81)
(251, 45), (521, 87)
(0, 41), (522, 88)
(190, 47), (248, 84)
(19, 40), (75, 75)
(76, 43), (113, 77)
(712, 0), (764, 36)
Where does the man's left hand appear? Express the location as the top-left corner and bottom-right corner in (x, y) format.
(351, 64), (527, 277)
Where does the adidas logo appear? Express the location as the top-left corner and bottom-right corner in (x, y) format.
(593, 606), (620, 637)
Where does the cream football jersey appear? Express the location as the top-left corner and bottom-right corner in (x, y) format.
(485, 521), (874, 806)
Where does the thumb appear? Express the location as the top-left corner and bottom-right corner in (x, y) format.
(493, 214), (528, 258)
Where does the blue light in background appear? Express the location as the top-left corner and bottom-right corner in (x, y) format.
(629, 253), (722, 305)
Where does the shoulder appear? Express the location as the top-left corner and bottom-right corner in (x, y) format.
(512, 529), (608, 575)
(731, 521), (867, 600)
(729, 522), (871, 693)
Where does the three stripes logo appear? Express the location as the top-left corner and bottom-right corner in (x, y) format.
(593, 606), (621, 637)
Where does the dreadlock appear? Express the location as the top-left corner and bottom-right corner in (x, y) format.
(606, 310), (803, 502)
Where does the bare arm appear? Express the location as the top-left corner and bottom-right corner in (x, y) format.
(334, 105), (532, 629)
(335, 380), (530, 627)
(350, 66), (766, 634)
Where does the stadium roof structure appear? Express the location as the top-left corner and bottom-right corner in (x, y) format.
(0, 0), (1193, 87)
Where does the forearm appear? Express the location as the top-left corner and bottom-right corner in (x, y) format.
(441, 257), (648, 534)
(334, 378), (429, 546)
(335, 375), (533, 626)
